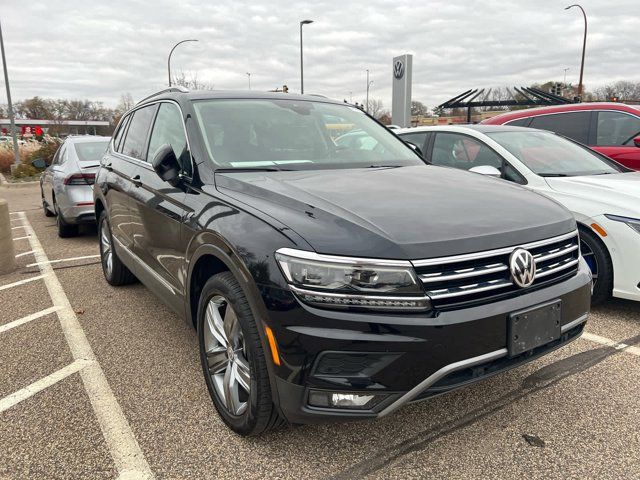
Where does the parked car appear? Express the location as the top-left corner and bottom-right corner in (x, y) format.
(397, 124), (640, 304)
(41, 135), (110, 237)
(481, 102), (640, 170)
(95, 88), (591, 436)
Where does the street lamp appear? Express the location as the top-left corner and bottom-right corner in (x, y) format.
(563, 67), (570, 84)
(365, 69), (374, 113)
(0, 18), (20, 166)
(299, 19), (313, 94)
(246, 72), (251, 90)
(565, 4), (587, 100)
(168, 39), (198, 87)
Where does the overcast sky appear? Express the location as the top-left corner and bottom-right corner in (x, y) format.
(2, 0), (638, 110)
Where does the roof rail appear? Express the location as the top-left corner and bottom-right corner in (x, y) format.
(137, 86), (189, 105)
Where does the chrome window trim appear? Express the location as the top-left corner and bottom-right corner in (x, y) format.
(276, 247), (413, 268)
(411, 231), (578, 267)
(109, 98), (195, 181)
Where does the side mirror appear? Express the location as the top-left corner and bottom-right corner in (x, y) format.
(31, 158), (47, 169)
(633, 136), (640, 148)
(469, 165), (501, 178)
(151, 144), (181, 186)
(405, 141), (424, 158)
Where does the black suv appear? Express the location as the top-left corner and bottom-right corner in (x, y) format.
(94, 88), (592, 436)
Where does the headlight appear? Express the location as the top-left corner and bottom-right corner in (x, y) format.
(275, 248), (430, 311)
(605, 214), (640, 235)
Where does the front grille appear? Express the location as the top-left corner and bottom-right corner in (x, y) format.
(412, 231), (580, 309)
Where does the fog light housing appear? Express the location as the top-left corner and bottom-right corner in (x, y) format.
(308, 390), (386, 410)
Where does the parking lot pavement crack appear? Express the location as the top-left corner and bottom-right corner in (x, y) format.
(331, 332), (640, 479)
(15, 212), (155, 480)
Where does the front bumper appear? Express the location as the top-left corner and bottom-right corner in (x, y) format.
(591, 214), (640, 302)
(261, 259), (592, 424)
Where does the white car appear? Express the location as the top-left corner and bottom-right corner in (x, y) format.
(397, 124), (640, 304)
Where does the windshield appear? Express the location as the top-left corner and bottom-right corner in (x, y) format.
(74, 141), (109, 163)
(486, 130), (626, 176)
(192, 99), (424, 170)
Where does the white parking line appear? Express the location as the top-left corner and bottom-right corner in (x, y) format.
(0, 358), (92, 414)
(11, 225), (26, 230)
(13, 235), (30, 241)
(0, 274), (47, 291)
(15, 250), (35, 258)
(0, 306), (63, 334)
(26, 254), (100, 268)
(16, 212), (154, 479)
(582, 332), (640, 357)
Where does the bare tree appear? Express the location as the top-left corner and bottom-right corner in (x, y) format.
(172, 71), (215, 90)
(364, 98), (385, 119)
(411, 100), (429, 116)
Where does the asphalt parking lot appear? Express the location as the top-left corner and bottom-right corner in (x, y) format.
(1, 183), (639, 480)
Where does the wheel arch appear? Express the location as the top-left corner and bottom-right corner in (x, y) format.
(576, 220), (614, 286)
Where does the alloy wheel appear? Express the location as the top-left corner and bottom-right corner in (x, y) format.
(580, 238), (598, 290)
(204, 295), (251, 416)
(100, 221), (113, 278)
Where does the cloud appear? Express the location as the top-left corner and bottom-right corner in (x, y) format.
(1, 0), (638, 110)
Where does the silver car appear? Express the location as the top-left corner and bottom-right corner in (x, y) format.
(41, 135), (110, 237)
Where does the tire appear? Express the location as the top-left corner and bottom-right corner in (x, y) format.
(54, 198), (78, 238)
(579, 226), (613, 306)
(197, 271), (284, 436)
(98, 210), (136, 286)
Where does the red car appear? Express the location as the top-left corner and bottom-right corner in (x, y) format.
(482, 102), (640, 170)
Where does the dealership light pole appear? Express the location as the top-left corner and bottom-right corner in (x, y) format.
(299, 19), (313, 94)
(563, 67), (570, 84)
(168, 39), (198, 87)
(246, 72), (251, 90)
(0, 19), (20, 166)
(565, 4), (587, 100)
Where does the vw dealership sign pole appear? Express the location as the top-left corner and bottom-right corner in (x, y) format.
(391, 54), (412, 128)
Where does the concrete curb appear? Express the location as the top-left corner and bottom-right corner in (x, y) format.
(0, 198), (16, 274)
(0, 172), (40, 189)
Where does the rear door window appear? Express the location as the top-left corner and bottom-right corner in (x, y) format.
(528, 111), (591, 143)
(596, 111), (640, 146)
(112, 115), (130, 153)
(121, 106), (157, 160)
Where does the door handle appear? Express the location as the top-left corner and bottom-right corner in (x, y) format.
(132, 174), (142, 187)
(103, 162), (113, 171)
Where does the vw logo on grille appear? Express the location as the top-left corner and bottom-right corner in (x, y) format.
(393, 60), (404, 79)
(509, 248), (536, 288)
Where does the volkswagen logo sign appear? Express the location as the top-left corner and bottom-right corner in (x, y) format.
(393, 60), (404, 80)
(509, 248), (536, 288)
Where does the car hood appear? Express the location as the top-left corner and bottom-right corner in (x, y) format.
(215, 165), (575, 259)
(544, 172), (640, 216)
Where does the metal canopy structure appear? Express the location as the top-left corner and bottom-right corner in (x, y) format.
(437, 87), (574, 122)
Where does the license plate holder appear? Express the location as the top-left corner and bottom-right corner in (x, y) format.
(508, 300), (562, 357)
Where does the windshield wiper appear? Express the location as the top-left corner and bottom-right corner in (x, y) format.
(365, 165), (403, 169)
(538, 173), (569, 177)
(215, 167), (291, 173)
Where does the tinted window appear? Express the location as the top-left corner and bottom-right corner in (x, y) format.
(147, 103), (190, 175)
(432, 132), (503, 170)
(112, 115), (130, 152)
(399, 132), (428, 152)
(506, 117), (530, 127)
(74, 141), (109, 163)
(121, 106), (156, 160)
(55, 144), (67, 165)
(528, 112), (590, 143)
(596, 111), (640, 146)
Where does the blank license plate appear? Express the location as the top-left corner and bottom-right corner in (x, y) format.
(508, 300), (562, 357)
